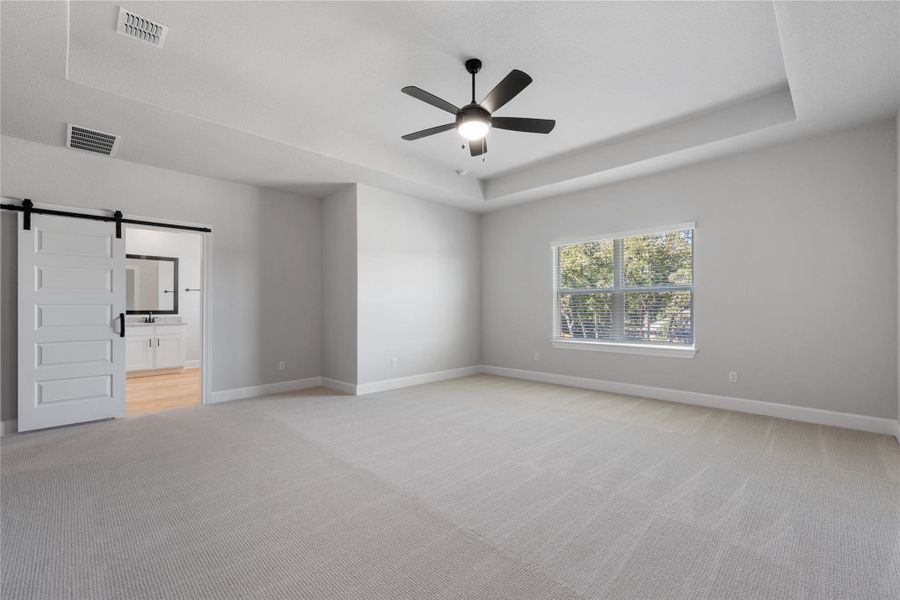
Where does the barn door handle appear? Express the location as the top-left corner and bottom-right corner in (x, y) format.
(119, 313), (125, 338)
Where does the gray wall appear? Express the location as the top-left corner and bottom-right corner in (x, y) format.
(321, 185), (358, 384)
(482, 120), (898, 420)
(356, 184), (481, 384)
(3, 121), (897, 424)
(1, 135), (323, 421)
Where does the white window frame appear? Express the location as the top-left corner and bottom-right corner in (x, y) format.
(551, 222), (697, 359)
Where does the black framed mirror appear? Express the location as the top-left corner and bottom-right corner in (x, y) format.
(126, 254), (179, 314)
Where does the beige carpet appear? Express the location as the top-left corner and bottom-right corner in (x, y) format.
(2, 374), (899, 599)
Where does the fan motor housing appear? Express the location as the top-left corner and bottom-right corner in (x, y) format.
(456, 103), (492, 127)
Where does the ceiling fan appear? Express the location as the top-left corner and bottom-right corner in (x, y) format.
(401, 58), (556, 157)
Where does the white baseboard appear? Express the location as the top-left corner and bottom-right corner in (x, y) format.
(481, 365), (899, 437)
(321, 378), (357, 395)
(7, 367), (895, 441)
(184, 359), (201, 369)
(356, 366), (482, 395)
(1, 419), (17, 437)
(208, 376), (322, 404)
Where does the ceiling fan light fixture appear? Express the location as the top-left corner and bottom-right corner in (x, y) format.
(456, 104), (492, 141)
(457, 119), (490, 141)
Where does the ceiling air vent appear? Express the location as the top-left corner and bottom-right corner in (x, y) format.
(67, 124), (120, 157)
(116, 7), (168, 48)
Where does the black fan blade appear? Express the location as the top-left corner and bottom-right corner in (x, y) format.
(401, 86), (459, 115)
(481, 70), (532, 113)
(491, 117), (556, 134)
(469, 138), (487, 157)
(401, 123), (455, 141)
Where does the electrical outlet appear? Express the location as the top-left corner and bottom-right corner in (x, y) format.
(728, 371), (738, 383)
(278, 361), (285, 370)
(390, 356), (398, 367)
(534, 352), (541, 361)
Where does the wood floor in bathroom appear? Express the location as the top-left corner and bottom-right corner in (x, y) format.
(126, 368), (201, 417)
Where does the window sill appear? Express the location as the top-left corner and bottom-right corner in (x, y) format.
(551, 339), (697, 358)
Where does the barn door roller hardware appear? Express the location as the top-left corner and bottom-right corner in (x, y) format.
(1, 198), (212, 237)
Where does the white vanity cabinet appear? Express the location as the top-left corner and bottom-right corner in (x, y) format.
(126, 331), (155, 371)
(126, 323), (187, 373)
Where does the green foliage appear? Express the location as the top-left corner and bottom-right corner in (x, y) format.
(623, 230), (692, 287)
(559, 240), (613, 289)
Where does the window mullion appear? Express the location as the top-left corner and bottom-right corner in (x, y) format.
(613, 238), (624, 341)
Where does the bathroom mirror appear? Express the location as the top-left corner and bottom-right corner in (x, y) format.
(126, 254), (179, 314)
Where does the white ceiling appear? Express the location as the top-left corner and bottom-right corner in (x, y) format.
(66, 1), (788, 179)
(1, 1), (898, 211)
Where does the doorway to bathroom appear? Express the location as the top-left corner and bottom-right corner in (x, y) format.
(124, 225), (204, 416)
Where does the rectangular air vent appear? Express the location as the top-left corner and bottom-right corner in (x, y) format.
(67, 124), (120, 157)
(116, 7), (168, 48)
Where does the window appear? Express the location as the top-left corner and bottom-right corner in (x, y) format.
(553, 224), (695, 357)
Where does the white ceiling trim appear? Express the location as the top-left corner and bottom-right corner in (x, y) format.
(485, 84), (796, 203)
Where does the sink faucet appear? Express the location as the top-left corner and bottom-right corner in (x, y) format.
(145, 312), (155, 324)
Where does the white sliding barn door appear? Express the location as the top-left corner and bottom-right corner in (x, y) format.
(18, 213), (126, 432)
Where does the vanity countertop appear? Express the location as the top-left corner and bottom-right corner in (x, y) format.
(125, 319), (187, 327)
